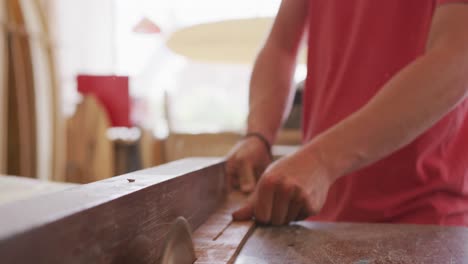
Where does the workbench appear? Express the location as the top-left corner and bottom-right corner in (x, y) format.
(235, 222), (468, 263)
(0, 158), (467, 263)
(0, 175), (77, 205)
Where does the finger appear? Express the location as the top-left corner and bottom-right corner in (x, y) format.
(239, 162), (256, 193)
(296, 199), (315, 221)
(271, 184), (293, 226)
(296, 207), (309, 221)
(232, 196), (255, 221)
(254, 162), (269, 182)
(225, 157), (240, 189)
(254, 176), (275, 224)
(223, 162), (232, 193)
(285, 188), (302, 223)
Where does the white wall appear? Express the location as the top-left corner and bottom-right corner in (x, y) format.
(51, 0), (115, 116)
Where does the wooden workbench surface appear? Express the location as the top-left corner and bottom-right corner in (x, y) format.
(2, 159), (468, 263)
(235, 221), (468, 264)
(192, 191), (468, 264)
(0, 175), (77, 206)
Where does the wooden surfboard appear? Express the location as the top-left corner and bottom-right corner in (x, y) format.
(32, 0), (65, 181)
(66, 96), (114, 183)
(6, 0), (37, 178)
(0, 1), (8, 174)
(19, 0), (53, 180)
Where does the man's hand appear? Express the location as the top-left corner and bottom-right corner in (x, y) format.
(232, 148), (334, 225)
(225, 137), (272, 193)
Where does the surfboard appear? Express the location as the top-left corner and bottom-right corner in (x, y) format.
(19, 0), (53, 180)
(0, 1), (8, 174)
(32, 0), (65, 182)
(66, 96), (114, 183)
(7, 0), (37, 178)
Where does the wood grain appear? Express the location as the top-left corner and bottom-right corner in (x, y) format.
(235, 221), (468, 264)
(0, 158), (226, 264)
(193, 192), (255, 264)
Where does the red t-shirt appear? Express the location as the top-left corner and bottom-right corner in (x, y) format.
(303, 0), (468, 226)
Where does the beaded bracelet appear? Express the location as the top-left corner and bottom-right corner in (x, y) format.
(244, 132), (273, 160)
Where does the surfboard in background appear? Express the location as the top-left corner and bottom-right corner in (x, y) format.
(19, 0), (53, 180)
(66, 96), (114, 184)
(32, 0), (65, 182)
(6, 0), (37, 178)
(0, 1), (8, 174)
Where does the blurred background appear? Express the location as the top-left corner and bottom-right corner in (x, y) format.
(0, 0), (305, 185)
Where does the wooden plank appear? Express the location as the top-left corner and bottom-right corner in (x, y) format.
(193, 192), (255, 264)
(235, 221), (468, 263)
(0, 158), (226, 264)
(0, 1), (8, 174)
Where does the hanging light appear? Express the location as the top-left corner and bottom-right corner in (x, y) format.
(133, 17), (162, 34)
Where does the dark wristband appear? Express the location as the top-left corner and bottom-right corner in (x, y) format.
(244, 132), (273, 159)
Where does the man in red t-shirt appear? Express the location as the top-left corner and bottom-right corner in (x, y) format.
(227, 0), (468, 226)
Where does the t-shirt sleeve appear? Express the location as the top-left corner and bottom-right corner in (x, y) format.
(437, 0), (468, 5)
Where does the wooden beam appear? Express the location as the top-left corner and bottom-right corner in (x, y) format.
(0, 158), (227, 264)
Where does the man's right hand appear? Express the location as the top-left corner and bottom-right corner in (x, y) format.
(225, 137), (273, 193)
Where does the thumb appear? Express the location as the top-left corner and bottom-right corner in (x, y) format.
(232, 199), (254, 221)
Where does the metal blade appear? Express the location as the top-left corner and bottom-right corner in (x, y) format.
(161, 217), (196, 264)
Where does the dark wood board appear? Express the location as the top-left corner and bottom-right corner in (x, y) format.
(235, 221), (468, 264)
(0, 158), (226, 264)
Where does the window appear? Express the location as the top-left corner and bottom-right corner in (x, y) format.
(53, 0), (301, 136)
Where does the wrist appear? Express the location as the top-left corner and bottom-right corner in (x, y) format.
(300, 142), (346, 184)
(243, 132), (273, 160)
(246, 120), (277, 145)
(304, 129), (373, 183)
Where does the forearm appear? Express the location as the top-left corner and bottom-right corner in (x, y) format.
(306, 46), (468, 180)
(247, 43), (297, 144)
